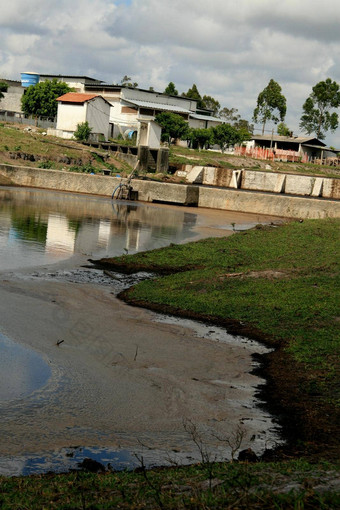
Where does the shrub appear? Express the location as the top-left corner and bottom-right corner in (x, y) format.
(74, 121), (92, 141)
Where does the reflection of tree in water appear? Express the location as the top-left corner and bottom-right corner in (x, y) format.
(67, 219), (82, 235)
(11, 213), (48, 244)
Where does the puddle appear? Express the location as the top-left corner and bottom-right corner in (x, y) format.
(0, 332), (51, 401)
(0, 445), (203, 477)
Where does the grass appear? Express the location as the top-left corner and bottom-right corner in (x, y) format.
(0, 460), (338, 509)
(101, 219), (340, 408)
(0, 123), (131, 174)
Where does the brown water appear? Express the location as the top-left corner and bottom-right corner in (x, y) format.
(0, 187), (282, 271)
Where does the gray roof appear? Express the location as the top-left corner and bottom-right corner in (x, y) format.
(252, 134), (326, 146)
(190, 113), (222, 122)
(123, 99), (191, 114)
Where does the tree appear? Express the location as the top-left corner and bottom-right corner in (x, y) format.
(21, 79), (71, 119)
(253, 79), (286, 134)
(212, 123), (250, 153)
(183, 84), (205, 109)
(155, 112), (189, 143)
(277, 122), (291, 136)
(299, 78), (340, 140)
(0, 81), (8, 101)
(219, 107), (240, 123)
(234, 118), (254, 134)
(120, 75), (138, 88)
(74, 121), (92, 141)
(188, 128), (213, 150)
(164, 82), (178, 96)
(202, 95), (220, 115)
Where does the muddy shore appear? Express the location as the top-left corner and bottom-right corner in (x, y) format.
(0, 257), (283, 474)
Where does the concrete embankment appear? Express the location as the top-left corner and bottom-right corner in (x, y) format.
(1, 163), (339, 219)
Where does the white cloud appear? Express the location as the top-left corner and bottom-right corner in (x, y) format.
(0, 0), (339, 144)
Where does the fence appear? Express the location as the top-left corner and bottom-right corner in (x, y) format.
(235, 145), (308, 163)
(0, 110), (56, 129)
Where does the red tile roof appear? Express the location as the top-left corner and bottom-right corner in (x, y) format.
(56, 93), (99, 103)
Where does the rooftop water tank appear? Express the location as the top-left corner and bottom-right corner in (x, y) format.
(21, 72), (40, 88)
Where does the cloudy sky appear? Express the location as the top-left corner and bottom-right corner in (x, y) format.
(1, 0), (340, 145)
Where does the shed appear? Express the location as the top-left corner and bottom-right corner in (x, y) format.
(54, 93), (111, 140)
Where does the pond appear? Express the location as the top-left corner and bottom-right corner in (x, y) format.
(0, 187), (280, 271)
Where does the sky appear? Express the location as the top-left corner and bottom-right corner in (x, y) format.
(1, 0), (340, 146)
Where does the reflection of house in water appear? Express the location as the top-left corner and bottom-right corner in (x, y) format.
(45, 214), (76, 254)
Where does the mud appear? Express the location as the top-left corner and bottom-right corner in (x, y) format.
(0, 262), (282, 475)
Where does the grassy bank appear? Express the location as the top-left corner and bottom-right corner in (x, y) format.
(98, 219), (339, 457)
(1, 460), (339, 509)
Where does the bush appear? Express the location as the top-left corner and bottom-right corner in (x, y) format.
(74, 121), (92, 141)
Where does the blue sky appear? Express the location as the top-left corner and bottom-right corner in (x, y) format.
(0, 0), (340, 146)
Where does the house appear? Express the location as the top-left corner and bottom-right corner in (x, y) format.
(82, 83), (203, 138)
(51, 93), (111, 140)
(1, 72), (223, 142)
(244, 134), (332, 162)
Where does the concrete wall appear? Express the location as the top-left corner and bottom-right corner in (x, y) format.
(0, 84), (23, 112)
(1, 164), (339, 219)
(183, 165), (340, 200)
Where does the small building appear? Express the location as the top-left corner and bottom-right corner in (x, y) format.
(52, 93), (111, 140)
(248, 134), (328, 161)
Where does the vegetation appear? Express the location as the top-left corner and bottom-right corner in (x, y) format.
(120, 75), (138, 88)
(211, 123), (250, 152)
(155, 112), (189, 143)
(21, 78), (71, 119)
(0, 81), (8, 100)
(253, 79), (287, 135)
(164, 81), (178, 95)
(277, 122), (291, 136)
(74, 121), (92, 141)
(0, 459), (338, 509)
(300, 78), (340, 140)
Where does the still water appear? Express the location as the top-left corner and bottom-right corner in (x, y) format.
(0, 187), (279, 271)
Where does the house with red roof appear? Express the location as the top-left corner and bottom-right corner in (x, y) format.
(54, 92), (111, 139)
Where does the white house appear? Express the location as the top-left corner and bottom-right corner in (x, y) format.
(52, 92), (111, 140)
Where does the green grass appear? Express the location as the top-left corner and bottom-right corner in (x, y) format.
(102, 219), (340, 406)
(0, 460), (338, 509)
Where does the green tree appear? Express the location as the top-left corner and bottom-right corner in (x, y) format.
(299, 78), (340, 140)
(183, 84), (205, 109)
(234, 118), (254, 134)
(155, 112), (189, 144)
(212, 123), (250, 153)
(202, 95), (220, 115)
(253, 79), (286, 134)
(74, 121), (92, 141)
(219, 107), (240, 123)
(0, 81), (8, 101)
(164, 82), (178, 96)
(21, 79), (71, 119)
(120, 75), (138, 88)
(277, 122), (291, 136)
(188, 128), (213, 150)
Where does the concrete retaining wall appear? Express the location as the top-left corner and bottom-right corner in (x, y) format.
(183, 165), (340, 200)
(1, 163), (339, 219)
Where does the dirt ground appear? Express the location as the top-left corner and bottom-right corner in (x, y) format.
(0, 256), (282, 464)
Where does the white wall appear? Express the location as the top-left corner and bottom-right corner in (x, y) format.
(56, 102), (87, 131)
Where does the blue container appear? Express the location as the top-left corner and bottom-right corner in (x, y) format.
(21, 72), (40, 88)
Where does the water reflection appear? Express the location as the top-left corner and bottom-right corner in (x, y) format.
(0, 187), (280, 271)
(0, 188), (198, 270)
(0, 332), (51, 401)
